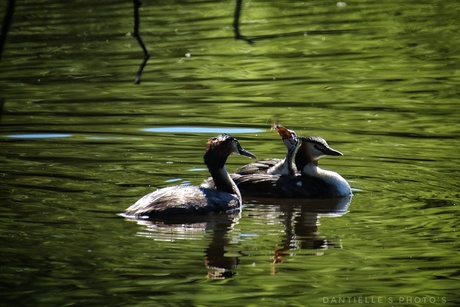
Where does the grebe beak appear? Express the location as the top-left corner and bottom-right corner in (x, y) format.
(324, 146), (343, 156)
(237, 146), (257, 159)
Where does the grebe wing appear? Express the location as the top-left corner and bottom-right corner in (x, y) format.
(234, 158), (284, 175)
(125, 186), (240, 218)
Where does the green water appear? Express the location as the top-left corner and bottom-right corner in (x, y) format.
(1, 0), (459, 306)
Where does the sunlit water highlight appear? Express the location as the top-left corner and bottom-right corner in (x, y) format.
(143, 126), (264, 134)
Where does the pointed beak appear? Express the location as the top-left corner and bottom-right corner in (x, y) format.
(324, 146), (343, 156)
(237, 146), (257, 159)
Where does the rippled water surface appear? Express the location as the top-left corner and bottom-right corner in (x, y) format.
(1, 0), (459, 306)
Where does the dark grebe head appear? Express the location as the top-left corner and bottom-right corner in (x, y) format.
(295, 136), (343, 170)
(204, 134), (256, 169)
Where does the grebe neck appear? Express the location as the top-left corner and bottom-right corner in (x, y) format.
(209, 166), (242, 205)
(267, 144), (298, 175)
(285, 145), (297, 174)
(301, 162), (320, 177)
(302, 161), (351, 196)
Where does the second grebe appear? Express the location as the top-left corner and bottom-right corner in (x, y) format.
(233, 136), (352, 198)
(201, 125), (298, 190)
(124, 134), (256, 218)
(234, 125), (299, 176)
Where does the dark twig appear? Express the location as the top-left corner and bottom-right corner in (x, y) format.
(133, 0), (150, 84)
(233, 0), (254, 44)
(0, 0), (16, 60)
(0, 98), (4, 123)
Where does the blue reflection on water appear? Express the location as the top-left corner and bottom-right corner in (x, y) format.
(3, 128), (263, 140)
(5, 133), (73, 139)
(143, 126), (264, 134)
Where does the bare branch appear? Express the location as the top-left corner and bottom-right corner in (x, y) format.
(133, 0), (150, 84)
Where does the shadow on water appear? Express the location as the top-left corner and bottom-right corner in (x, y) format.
(0, 0), (16, 60)
(121, 195), (351, 278)
(0, 98), (4, 123)
(132, 0), (362, 82)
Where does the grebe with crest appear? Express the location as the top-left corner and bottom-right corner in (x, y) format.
(124, 134), (256, 219)
(233, 124), (299, 176)
(232, 130), (352, 198)
(201, 124), (299, 190)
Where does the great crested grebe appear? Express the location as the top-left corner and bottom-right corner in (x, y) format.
(201, 125), (298, 190)
(124, 134), (256, 218)
(234, 125), (299, 176)
(233, 133), (352, 198)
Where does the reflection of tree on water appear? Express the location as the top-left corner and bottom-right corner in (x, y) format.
(122, 211), (242, 279)
(249, 196), (352, 266)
